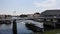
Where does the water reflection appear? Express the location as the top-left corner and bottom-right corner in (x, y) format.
(0, 23), (13, 34)
(0, 20), (44, 34)
(17, 22), (33, 34)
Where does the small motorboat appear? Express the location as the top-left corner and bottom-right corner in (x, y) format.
(25, 23), (44, 32)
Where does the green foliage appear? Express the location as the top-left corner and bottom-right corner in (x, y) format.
(20, 14), (27, 18)
(43, 29), (60, 34)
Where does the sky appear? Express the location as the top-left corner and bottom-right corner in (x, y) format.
(0, 0), (60, 15)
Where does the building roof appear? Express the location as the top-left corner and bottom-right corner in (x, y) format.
(41, 10), (60, 15)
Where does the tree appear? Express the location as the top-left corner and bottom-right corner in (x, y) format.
(34, 12), (40, 15)
(20, 14), (28, 18)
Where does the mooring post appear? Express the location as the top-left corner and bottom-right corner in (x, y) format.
(13, 19), (17, 34)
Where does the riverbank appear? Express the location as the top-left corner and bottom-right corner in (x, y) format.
(43, 29), (60, 34)
(33, 29), (60, 34)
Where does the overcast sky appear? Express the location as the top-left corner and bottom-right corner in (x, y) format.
(0, 0), (60, 15)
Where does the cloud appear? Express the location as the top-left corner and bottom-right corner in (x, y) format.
(33, 0), (60, 10)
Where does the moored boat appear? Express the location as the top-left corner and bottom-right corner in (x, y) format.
(25, 22), (44, 32)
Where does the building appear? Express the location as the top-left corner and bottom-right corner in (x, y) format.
(40, 10), (60, 17)
(0, 15), (12, 24)
(40, 10), (60, 28)
(33, 12), (40, 18)
(0, 15), (5, 19)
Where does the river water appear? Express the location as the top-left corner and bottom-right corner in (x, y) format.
(0, 20), (43, 34)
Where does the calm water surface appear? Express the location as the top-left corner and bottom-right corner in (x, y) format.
(0, 20), (42, 34)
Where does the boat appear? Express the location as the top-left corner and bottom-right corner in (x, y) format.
(25, 22), (44, 32)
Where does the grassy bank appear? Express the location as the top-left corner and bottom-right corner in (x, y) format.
(43, 29), (60, 34)
(33, 29), (60, 34)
